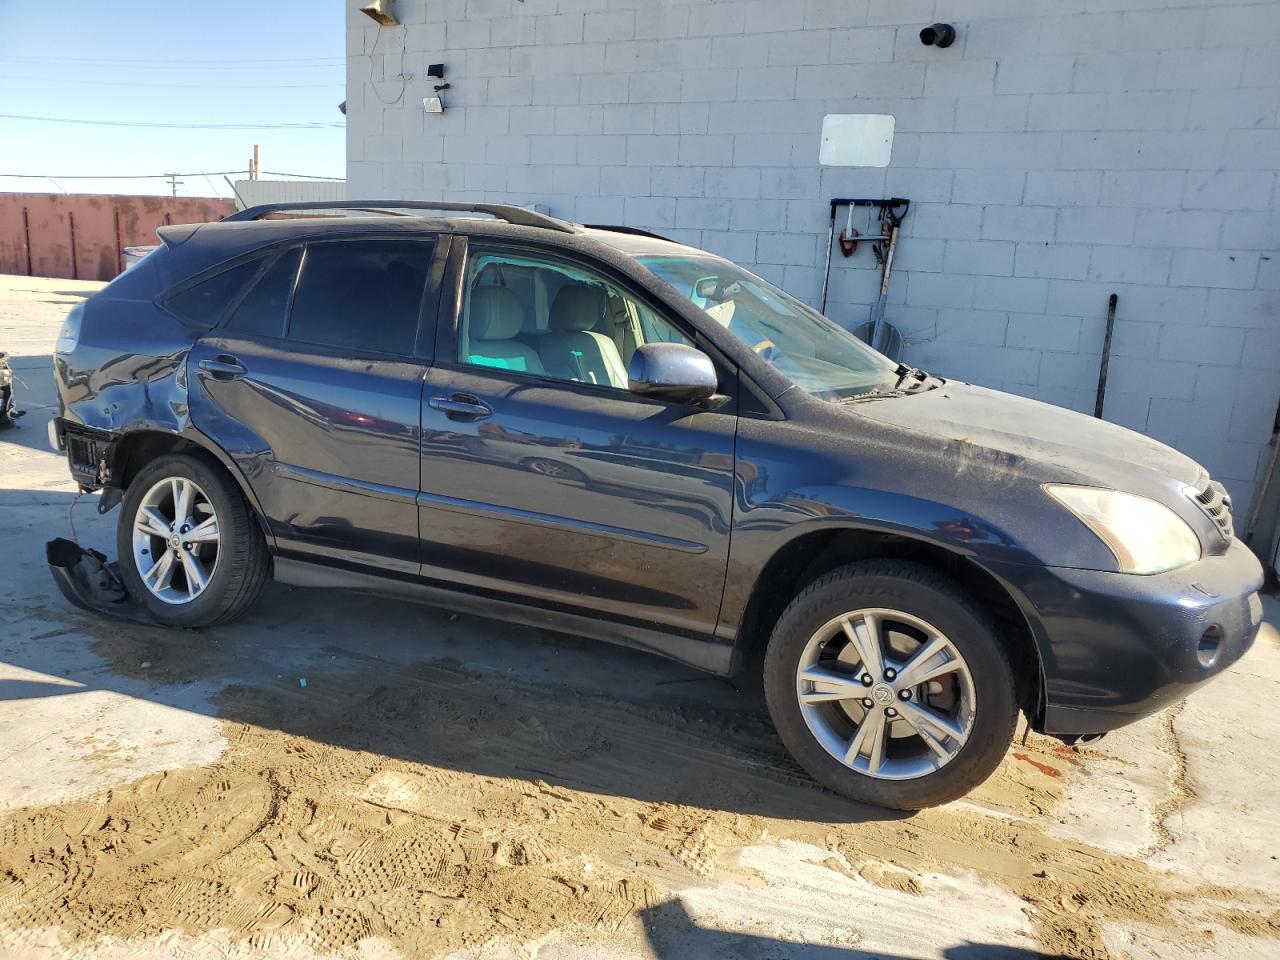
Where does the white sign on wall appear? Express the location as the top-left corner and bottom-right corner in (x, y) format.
(819, 114), (895, 167)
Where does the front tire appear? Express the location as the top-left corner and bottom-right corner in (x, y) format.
(763, 560), (1017, 810)
(116, 452), (269, 627)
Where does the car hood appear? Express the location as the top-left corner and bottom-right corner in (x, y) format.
(852, 381), (1202, 490)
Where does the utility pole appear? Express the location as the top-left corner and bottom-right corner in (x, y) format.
(165, 173), (183, 197)
(251, 144), (261, 181)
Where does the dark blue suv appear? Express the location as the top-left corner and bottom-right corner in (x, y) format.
(50, 202), (1265, 809)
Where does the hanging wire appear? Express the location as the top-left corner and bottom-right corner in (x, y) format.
(366, 23), (408, 106)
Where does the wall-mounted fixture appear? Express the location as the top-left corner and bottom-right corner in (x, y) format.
(424, 63), (449, 114)
(919, 23), (956, 48)
(360, 0), (398, 26)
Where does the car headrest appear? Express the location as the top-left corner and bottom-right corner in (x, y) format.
(549, 284), (606, 333)
(470, 286), (525, 340)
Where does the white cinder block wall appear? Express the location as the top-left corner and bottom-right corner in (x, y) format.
(346, 0), (1280, 512)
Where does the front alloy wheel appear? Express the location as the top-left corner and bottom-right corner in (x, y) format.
(796, 609), (976, 780)
(764, 560), (1017, 810)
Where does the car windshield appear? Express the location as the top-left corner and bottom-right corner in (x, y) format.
(638, 254), (898, 400)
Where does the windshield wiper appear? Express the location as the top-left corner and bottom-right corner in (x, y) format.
(892, 363), (937, 393)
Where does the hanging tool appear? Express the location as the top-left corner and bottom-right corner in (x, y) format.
(818, 198), (910, 358)
(838, 203), (859, 257)
(862, 203), (906, 355)
(1094, 293), (1119, 419)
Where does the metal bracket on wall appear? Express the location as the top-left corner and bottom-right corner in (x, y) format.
(818, 198), (910, 316)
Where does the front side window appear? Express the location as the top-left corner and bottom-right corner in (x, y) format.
(288, 239), (434, 355)
(457, 250), (691, 390)
(639, 254), (896, 400)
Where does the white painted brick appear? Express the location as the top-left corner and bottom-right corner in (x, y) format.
(1170, 249), (1262, 290)
(1108, 319), (1161, 359)
(447, 18), (490, 49)
(624, 195), (677, 229)
(891, 238), (946, 273)
(1057, 207), (1137, 246)
(956, 95), (1029, 133)
(952, 170), (1025, 205)
(1073, 53), (1159, 93)
(982, 205), (1057, 243)
(933, 309), (1009, 346)
(1241, 328), (1280, 370)
(652, 166), (705, 197)
(944, 240), (1015, 277)
(1106, 357), (1197, 401)
(1007, 313), (1084, 352)
(1157, 325), (1247, 366)
(1088, 246), (1173, 285)
(975, 276), (1050, 314)
(757, 232), (819, 266)
(704, 168), (762, 200)
(1026, 93), (1107, 132)
(1134, 209), (1222, 249)
(655, 103), (712, 136)
(997, 56), (1076, 95)
(730, 199), (791, 232)
(758, 167), (821, 200)
(828, 27), (896, 63)
(907, 273), (976, 310)
(1205, 290), (1280, 331)
(599, 165), (651, 196)
(701, 230), (758, 263)
(1024, 171), (1102, 207)
(1183, 171), (1276, 211)
(1014, 243), (1092, 280)
(907, 203), (984, 240)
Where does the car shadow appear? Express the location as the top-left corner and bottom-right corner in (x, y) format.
(640, 899), (1070, 959)
(3, 485), (908, 826)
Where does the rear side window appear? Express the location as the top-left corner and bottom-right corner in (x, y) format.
(288, 239), (434, 355)
(164, 258), (261, 327)
(226, 247), (300, 338)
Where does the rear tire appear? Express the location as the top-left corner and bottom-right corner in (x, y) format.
(116, 452), (269, 627)
(763, 560), (1017, 810)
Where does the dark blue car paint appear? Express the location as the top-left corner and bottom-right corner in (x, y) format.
(52, 215), (1265, 736)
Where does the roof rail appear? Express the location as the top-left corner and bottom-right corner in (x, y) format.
(222, 200), (578, 233)
(582, 223), (674, 242)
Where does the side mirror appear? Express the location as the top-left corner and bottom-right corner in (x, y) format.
(628, 342), (718, 404)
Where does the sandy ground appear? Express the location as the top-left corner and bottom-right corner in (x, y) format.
(1, 273), (1279, 960)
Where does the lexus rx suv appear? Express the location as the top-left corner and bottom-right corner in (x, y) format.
(49, 201), (1265, 810)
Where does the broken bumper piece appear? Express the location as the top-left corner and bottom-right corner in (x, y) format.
(46, 537), (152, 623)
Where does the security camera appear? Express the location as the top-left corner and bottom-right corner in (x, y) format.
(919, 23), (956, 48)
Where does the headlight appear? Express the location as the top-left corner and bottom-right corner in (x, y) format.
(1044, 484), (1201, 575)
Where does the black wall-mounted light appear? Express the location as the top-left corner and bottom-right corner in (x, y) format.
(919, 23), (957, 48)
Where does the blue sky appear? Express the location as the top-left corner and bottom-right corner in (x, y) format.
(0, 0), (346, 198)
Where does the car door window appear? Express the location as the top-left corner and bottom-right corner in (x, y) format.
(224, 247), (301, 339)
(458, 250), (691, 390)
(288, 239), (434, 355)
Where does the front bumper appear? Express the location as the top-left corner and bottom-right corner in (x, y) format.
(990, 538), (1266, 735)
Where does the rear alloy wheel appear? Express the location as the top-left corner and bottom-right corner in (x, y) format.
(116, 452), (270, 627)
(764, 560), (1017, 810)
(131, 476), (221, 604)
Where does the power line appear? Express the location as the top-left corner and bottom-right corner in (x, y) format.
(0, 113), (343, 130)
(0, 170), (344, 180)
(0, 73), (344, 90)
(1, 54), (345, 63)
(1, 55), (344, 66)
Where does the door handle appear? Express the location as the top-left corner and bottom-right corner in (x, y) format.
(198, 356), (247, 381)
(429, 393), (492, 421)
